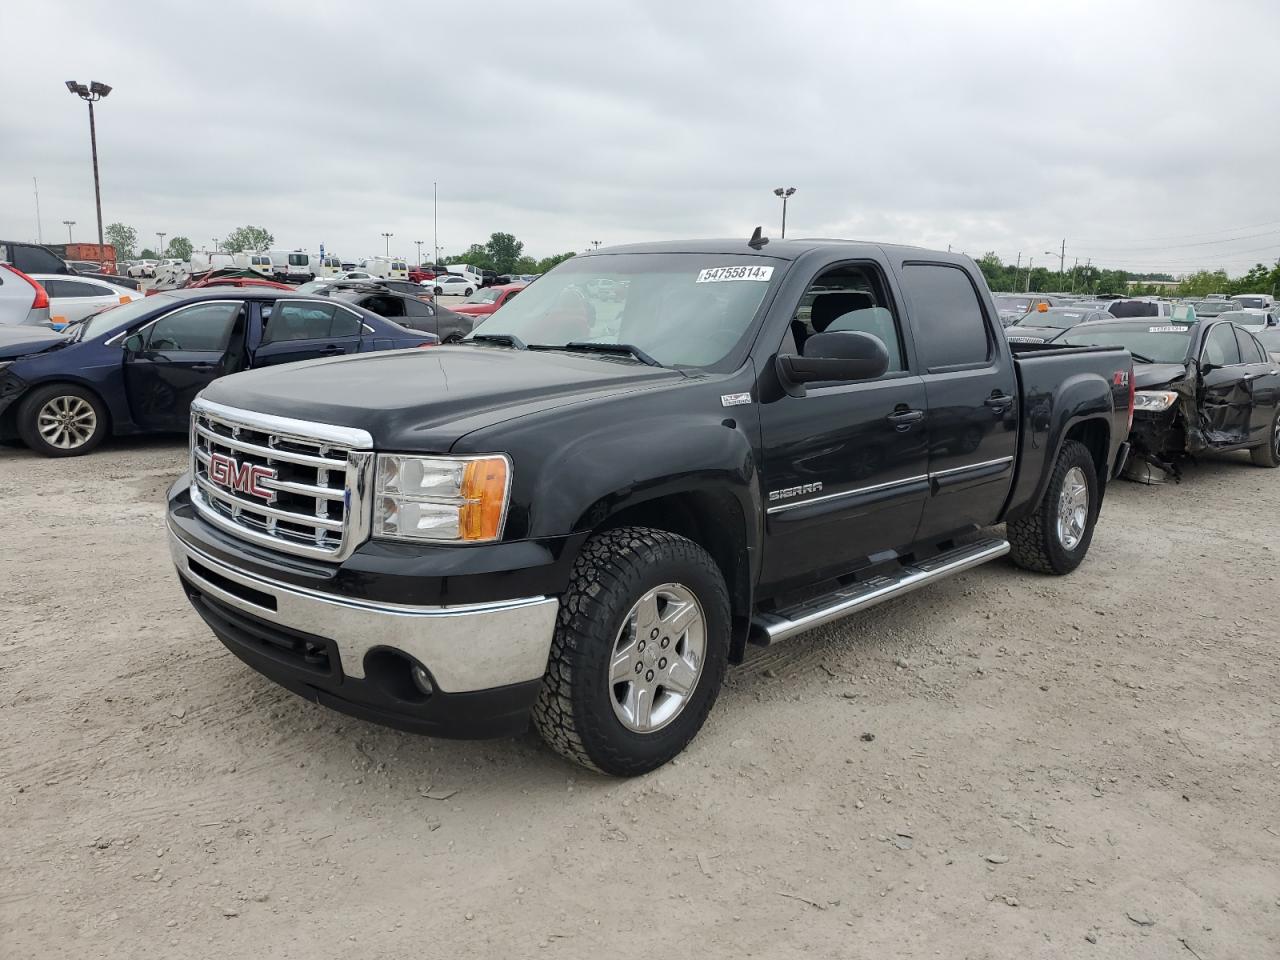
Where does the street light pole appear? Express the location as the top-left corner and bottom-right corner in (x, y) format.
(212, 238), (219, 252)
(433, 181), (438, 267)
(156, 232), (167, 257)
(415, 240), (423, 266)
(381, 232), (393, 257)
(63, 220), (76, 243)
(1026, 256), (1034, 293)
(65, 81), (111, 248)
(772, 186), (796, 238)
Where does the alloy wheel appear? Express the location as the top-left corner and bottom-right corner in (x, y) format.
(1055, 465), (1089, 551)
(608, 583), (706, 733)
(37, 396), (97, 450)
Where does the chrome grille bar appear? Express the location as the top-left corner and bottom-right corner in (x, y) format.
(188, 397), (375, 562)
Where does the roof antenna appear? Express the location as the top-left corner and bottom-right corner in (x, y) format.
(748, 226), (769, 250)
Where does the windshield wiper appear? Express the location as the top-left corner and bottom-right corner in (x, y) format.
(532, 341), (663, 367)
(1127, 351), (1158, 364)
(468, 333), (527, 350)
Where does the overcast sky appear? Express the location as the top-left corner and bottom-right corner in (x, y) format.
(2, 0), (1277, 274)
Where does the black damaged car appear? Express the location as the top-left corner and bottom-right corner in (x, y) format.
(1058, 317), (1280, 478)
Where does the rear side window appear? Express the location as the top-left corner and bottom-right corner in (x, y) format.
(262, 301), (355, 343)
(51, 279), (109, 298)
(900, 263), (991, 369)
(1235, 327), (1266, 363)
(11, 244), (67, 275)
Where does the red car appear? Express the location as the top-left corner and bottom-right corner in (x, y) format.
(450, 282), (527, 319)
(408, 266), (445, 283)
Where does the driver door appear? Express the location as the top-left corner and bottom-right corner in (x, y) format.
(1198, 322), (1251, 445)
(124, 300), (245, 431)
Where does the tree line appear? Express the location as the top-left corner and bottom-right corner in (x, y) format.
(974, 251), (1279, 299)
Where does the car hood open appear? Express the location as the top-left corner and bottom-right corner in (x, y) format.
(199, 344), (684, 451)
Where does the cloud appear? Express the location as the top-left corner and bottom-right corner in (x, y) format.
(2, 0), (1277, 274)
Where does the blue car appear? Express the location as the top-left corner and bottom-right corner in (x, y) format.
(0, 287), (436, 456)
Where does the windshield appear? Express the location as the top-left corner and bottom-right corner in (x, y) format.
(1193, 300), (1229, 316)
(1017, 308), (1086, 329)
(78, 295), (173, 341)
(1217, 310), (1264, 326)
(465, 288), (503, 304)
(996, 296), (1032, 313)
(469, 253), (782, 370)
(1059, 323), (1193, 363)
(1234, 296), (1267, 309)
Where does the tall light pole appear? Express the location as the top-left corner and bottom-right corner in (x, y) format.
(415, 240), (423, 266)
(1025, 256), (1034, 293)
(34, 178), (44, 243)
(591, 240), (601, 250)
(433, 181), (438, 267)
(772, 186), (796, 238)
(63, 220), (76, 243)
(156, 232), (167, 257)
(1044, 240), (1066, 286)
(212, 238), (219, 252)
(381, 232), (393, 257)
(64, 80), (111, 248)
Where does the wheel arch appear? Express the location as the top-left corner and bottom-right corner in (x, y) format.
(14, 377), (117, 435)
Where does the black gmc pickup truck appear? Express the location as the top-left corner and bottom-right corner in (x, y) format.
(166, 238), (1133, 775)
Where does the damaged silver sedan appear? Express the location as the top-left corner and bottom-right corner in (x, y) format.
(1058, 318), (1280, 482)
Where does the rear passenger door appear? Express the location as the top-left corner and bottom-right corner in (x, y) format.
(1233, 325), (1280, 445)
(896, 262), (1019, 542)
(252, 300), (364, 367)
(1198, 322), (1251, 446)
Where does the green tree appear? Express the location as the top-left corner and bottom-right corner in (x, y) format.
(535, 251), (576, 274)
(168, 236), (193, 261)
(139, 247), (158, 260)
(222, 225), (274, 254)
(441, 244), (496, 271)
(484, 232), (524, 274)
(105, 222), (138, 259)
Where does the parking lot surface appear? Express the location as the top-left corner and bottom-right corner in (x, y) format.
(2, 439), (1277, 958)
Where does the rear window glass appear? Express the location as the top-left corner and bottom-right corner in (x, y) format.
(288, 253), (308, 266)
(1108, 300), (1158, 318)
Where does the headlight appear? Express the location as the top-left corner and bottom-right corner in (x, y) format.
(1133, 390), (1179, 412)
(374, 454), (510, 543)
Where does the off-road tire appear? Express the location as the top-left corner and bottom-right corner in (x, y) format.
(532, 526), (730, 776)
(1249, 406), (1280, 467)
(17, 383), (109, 458)
(1008, 440), (1099, 575)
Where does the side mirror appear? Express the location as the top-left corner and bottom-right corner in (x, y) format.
(777, 331), (890, 394)
(122, 333), (144, 353)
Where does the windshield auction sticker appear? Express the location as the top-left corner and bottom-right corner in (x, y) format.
(1148, 326), (1185, 332)
(695, 265), (774, 283)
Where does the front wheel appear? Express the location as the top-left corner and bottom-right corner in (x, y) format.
(463, 287), (474, 296)
(433, 286), (443, 295)
(1249, 406), (1280, 467)
(1008, 439), (1099, 575)
(532, 527), (730, 776)
(17, 383), (109, 457)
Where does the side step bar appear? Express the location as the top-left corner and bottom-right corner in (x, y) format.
(749, 538), (1010, 646)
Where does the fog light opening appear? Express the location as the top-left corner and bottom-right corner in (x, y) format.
(411, 664), (434, 696)
(363, 648), (435, 704)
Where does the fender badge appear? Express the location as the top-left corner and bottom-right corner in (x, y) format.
(720, 392), (751, 407)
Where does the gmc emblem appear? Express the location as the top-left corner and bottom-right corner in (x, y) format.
(208, 451), (275, 500)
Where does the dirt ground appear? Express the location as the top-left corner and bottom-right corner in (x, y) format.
(2, 437), (1278, 959)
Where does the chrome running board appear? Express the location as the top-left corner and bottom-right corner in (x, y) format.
(749, 538), (1010, 646)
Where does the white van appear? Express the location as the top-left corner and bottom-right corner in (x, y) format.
(190, 251), (236, 273)
(315, 255), (343, 279)
(1231, 293), (1274, 310)
(445, 263), (484, 289)
(358, 257), (409, 280)
(247, 253), (273, 276)
(269, 250), (315, 282)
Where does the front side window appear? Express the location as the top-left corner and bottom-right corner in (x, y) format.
(261, 301), (349, 343)
(404, 297), (434, 318)
(1202, 323), (1242, 366)
(144, 302), (241, 352)
(470, 252), (781, 370)
(787, 263), (905, 373)
(900, 263), (991, 370)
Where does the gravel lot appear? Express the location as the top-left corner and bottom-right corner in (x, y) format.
(2, 438), (1278, 958)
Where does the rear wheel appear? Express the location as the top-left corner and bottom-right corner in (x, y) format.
(532, 527), (730, 776)
(433, 286), (443, 295)
(1249, 406), (1280, 467)
(1008, 440), (1099, 575)
(17, 383), (109, 457)
(463, 287), (474, 296)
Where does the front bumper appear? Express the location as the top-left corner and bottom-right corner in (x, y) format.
(169, 523), (560, 739)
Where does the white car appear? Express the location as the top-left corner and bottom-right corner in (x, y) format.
(430, 275), (475, 296)
(337, 270), (378, 281)
(1216, 309), (1278, 334)
(127, 259), (159, 278)
(0, 263), (52, 326)
(32, 274), (140, 329)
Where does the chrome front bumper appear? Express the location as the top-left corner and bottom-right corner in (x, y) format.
(168, 524), (559, 693)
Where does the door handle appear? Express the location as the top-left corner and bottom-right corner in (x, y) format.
(190, 363), (216, 372)
(984, 394), (1013, 409)
(319, 344), (343, 354)
(886, 409), (924, 431)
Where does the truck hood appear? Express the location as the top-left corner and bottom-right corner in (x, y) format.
(200, 344), (684, 451)
(1133, 362), (1188, 389)
(0, 325), (69, 360)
